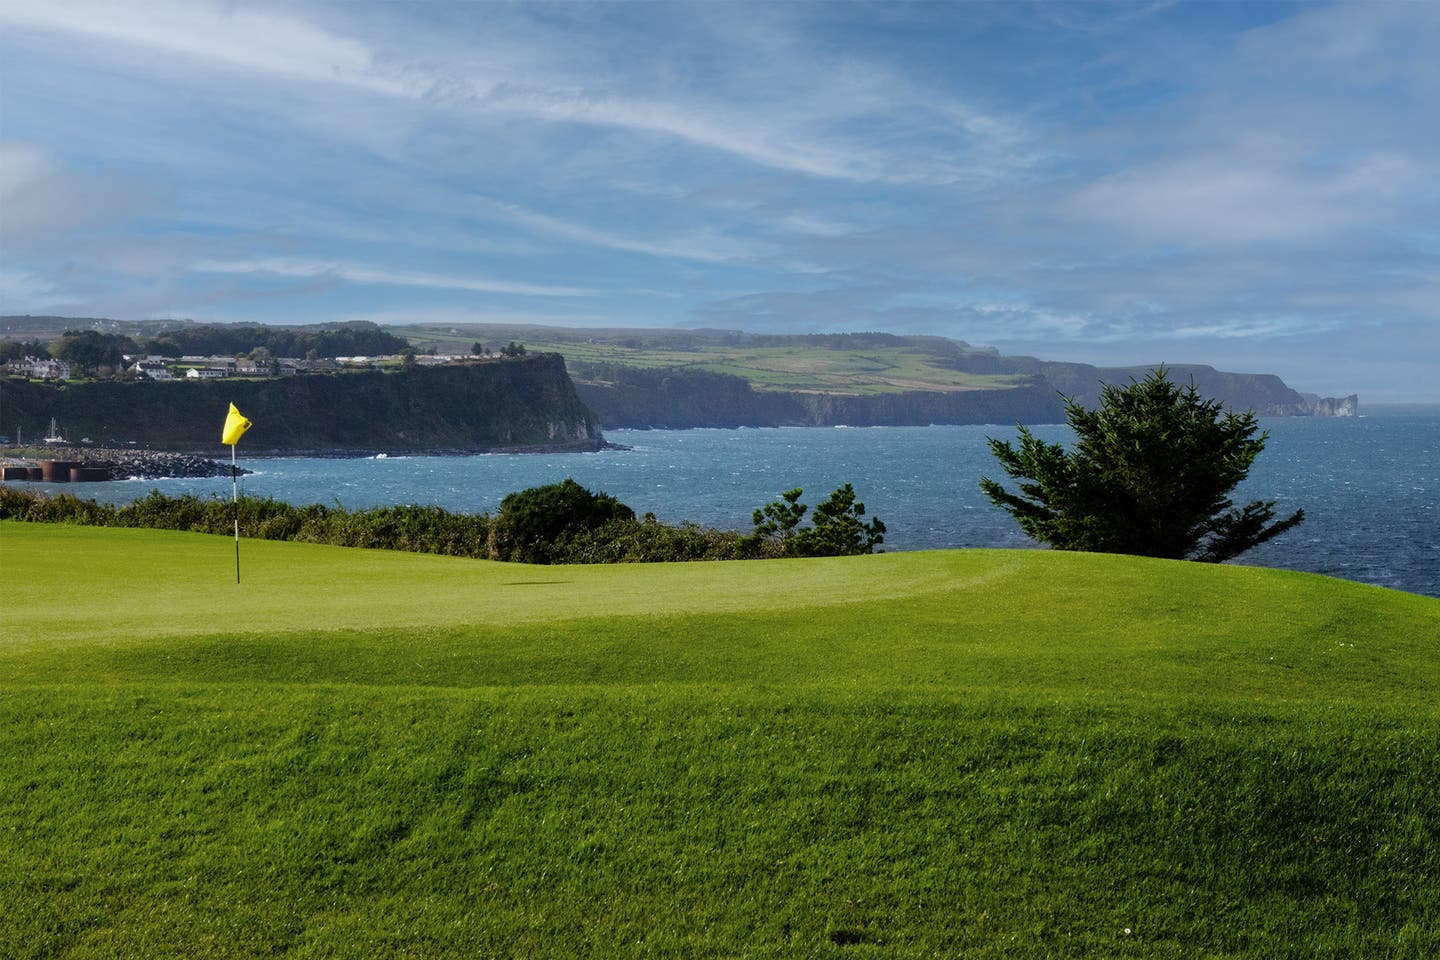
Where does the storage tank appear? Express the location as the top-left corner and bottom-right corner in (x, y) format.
(39, 460), (79, 482)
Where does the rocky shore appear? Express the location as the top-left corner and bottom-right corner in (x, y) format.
(0, 447), (247, 482)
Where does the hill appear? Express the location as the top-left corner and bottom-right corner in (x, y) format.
(2, 523), (1435, 958)
(394, 323), (1359, 427)
(4, 316), (1357, 432)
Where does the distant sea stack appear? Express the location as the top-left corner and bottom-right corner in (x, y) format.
(1, 355), (604, 453)
(1295, 393), (1359, 417)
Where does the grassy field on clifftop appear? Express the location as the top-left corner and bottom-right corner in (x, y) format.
(399, 326), (1022, 395)
(3, 522), (1438, 958)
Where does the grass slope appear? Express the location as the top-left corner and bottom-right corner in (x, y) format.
(3, 522), (1438, 958)
(543, 342), (1023, 395)
(400, 325), (1018, 396)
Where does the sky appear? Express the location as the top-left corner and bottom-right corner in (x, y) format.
(1, 1), (1436, 401)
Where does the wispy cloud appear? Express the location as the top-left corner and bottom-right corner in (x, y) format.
(0, 268), (66, 307)
(1066, 151), (1421, 246)
(193, 259), (596, 298)
(336, 307), (628, 329)
(0, 0), (1030, 188)
(0, 0), (407, 95)
(473, 199), (765, 265)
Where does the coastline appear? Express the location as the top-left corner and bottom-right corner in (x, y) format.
(0, 437), (627, 483)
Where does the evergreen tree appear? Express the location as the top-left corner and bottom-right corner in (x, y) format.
(747, 484), (885, 557)
(980, 368), (1303, 563)
(796, 483), (886, 556)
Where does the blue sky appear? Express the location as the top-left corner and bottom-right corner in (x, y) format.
(1, 1), (1435, 400)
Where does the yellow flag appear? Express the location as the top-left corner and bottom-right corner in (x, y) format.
(222, 403), (253, 446)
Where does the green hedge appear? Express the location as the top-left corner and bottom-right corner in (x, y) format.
(0, 486), (762, 563)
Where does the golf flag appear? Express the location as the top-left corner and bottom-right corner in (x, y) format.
(222, 403), (252, 584)
(222, 403), (252, 446)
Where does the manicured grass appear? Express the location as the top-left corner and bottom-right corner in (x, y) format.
(3, 521), (1438, 958)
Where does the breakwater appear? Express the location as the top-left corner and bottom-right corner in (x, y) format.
(0, 448), (244, 482)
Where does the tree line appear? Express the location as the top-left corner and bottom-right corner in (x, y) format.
(1, 322), (411, 377)
(0, 478), (885, 564)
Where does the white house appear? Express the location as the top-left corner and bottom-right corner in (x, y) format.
(130, 361), (174, 381)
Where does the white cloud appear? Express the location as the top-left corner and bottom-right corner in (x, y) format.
(0, 142), (49, 197)
(0, 268), (65, 306)
(0, 0), (407, 95)
(0, 0), (1029, 187)
(478, 85), (1010, 186)
(193, 259), (595, 298)
(0, 142), (167, 250)
(1065, 146), (1422, 248)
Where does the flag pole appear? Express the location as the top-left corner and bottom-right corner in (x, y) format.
(232, 442), (240, 584)
(221, 402), (253, 584)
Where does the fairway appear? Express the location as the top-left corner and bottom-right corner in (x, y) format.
(3, 521), (1438, 958)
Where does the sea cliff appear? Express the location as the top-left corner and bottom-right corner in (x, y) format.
(1, 355), (603, 453)
(571, 362), (1356, 430)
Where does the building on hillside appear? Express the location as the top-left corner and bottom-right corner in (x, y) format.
(6, 357), (72, 379)
(129, 360), (175, 381)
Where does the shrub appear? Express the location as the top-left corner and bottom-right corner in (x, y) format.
(1, 481), (883, 565)
(490, 479), (634, 564)
(558, 518), (756, 563)
(1, 487), (114, 525)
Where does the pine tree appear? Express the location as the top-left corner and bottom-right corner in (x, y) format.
(980, 368), (1303, 563)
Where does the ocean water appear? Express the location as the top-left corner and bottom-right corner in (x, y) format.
(17, 405), (1438, 598)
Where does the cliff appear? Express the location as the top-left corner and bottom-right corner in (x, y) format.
(570, 361), (1352, 430)
(572, 364), (1067, 428)
(1, 355), (603, 452)
(912, 342), (1356, 418)
(1044, 363), (1357, 417)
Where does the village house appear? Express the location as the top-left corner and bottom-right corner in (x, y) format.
(4, 357), (72, 380)
(129, 360), (175, 381)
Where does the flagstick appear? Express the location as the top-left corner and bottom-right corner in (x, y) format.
(231, 443), (240, 584)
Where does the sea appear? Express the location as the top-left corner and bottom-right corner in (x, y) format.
(16, 405), (1438, 598)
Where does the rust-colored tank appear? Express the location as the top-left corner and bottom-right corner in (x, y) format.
(70, 466), (111, 482)
(39, 460), (80, 482)
(1, 466), (32, 480)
